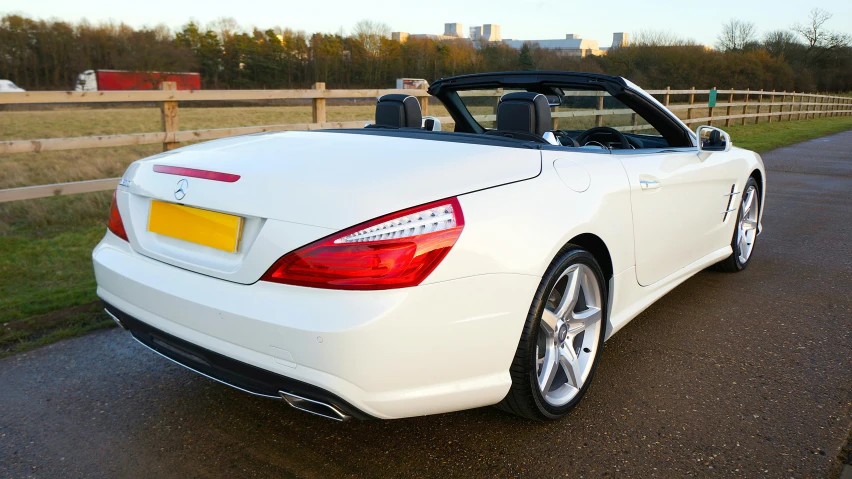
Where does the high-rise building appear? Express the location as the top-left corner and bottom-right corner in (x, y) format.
(470, 26), (482, 41)
(612, 32), (629, 48)
(482, 24), (501, 42)
(444, 23), (463, 38)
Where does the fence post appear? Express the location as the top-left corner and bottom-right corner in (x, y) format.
(312, 82), (327, 125)
(663, 86), (670, 107)
(493, 88), (503, 116)
(595, 92), (604, 127)
(631, 113), (638, 133)
(686, 87), (695, 122)
(725, 88), (734, 127)
(418, 87), (429, 117)
(160, 82), (179, 152)
(709, 87), (716, 126)
(768, 90), (776, 123)
(787, 92), (794, 121)
(552, 104), (560, 130)
(755, 89), (764, 124)
(797, 94), (803, 121)
(805, 94), (810, 120)
(741, 88), (749, 125)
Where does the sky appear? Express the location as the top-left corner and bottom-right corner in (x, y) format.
(2, 0), (851, 46)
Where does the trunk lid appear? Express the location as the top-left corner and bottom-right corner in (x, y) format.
(118, 131), (541, 283)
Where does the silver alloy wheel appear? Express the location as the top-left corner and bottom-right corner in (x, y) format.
(737, 185), (759, 264)
(536, 263), (603, 407)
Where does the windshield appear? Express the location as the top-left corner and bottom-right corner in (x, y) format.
(457, 87), (662, 137)
(428, 72), (696, 149)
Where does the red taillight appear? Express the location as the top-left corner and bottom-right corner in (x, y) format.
(153, 165), (240, 183)
(261, 198), (465, 290)
(108, 191), (129, 241)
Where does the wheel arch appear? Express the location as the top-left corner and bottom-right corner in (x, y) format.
(749, 168), (765, 232)
(566, 233), (613, 283)
(750, 168), (763, 195)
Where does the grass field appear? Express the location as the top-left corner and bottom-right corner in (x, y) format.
(1, 106), (851, 357)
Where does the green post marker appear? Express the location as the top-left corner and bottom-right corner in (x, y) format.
(708, 89), (718, 108)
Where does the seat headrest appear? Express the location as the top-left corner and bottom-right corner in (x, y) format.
(375, 94), (422, 128)
(497, 92), (552, 136)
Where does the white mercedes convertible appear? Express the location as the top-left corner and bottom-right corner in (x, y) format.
(94, 71), (765, 421)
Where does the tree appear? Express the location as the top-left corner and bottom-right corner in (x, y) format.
(792, 8), (833, 49)
(717, 19), (757, 51)
(518, 43), (535, 70)
(762, 30), (799, 57)
(176, 22), (223, 88)
(353, 19), (389, 56)
(633, 29), (694, 47)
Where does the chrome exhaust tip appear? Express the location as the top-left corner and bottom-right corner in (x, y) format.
(280, 391), (350, 421)
(104, 308), (127, 330)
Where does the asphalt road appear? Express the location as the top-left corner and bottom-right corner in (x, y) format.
(2, 132), (851, 478)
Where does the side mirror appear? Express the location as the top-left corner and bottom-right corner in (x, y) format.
(696, 125), (732, 153)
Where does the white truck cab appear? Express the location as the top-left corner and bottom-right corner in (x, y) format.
(0, 80), (25, 92)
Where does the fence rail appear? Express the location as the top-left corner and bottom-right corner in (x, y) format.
(1, 84), (850, 202)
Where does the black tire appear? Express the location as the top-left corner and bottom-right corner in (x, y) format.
(496, 246), (608, 420)
(715, 177), (760, 273)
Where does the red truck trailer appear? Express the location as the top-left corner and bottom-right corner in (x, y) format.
(74, 70), (201, 91)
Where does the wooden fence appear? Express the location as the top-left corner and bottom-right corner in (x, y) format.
(1, 83), (850, 203)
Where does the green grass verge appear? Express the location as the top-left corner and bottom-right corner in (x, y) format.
(1, 116), (851, 357)
(723, 116), (852, 152)
(1, 192), (115, 357)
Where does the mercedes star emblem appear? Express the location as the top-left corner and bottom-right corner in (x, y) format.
(174, 178), (189, 201)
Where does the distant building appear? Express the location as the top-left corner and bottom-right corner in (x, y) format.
(482, 24), (501, 42)
(392, 24), (625, 54)
(503, 33), (627, 57)
(393, 22), (469, 43)
(444, 23), (463, 38)
(611, 32), (629, 49)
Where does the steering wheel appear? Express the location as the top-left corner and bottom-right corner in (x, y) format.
(575, 126), (631, 149)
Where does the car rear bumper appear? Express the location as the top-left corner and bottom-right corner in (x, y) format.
(104, 302), (372, 420)
(93, 232), (540, 419)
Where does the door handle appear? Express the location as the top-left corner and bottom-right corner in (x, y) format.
(640, 179), (661, 190)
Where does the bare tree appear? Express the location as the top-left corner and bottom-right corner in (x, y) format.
(353, 19), (390, 56)
(209, 17), (240, 42)
(717, 18), (757, 51)
(792, 8), (833, 49)
(762, 30), (799, 57)
(633, 29), (695, 47)
(791, 8), (851, 63)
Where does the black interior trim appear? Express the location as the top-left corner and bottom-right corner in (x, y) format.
(322, 128), (543, 149)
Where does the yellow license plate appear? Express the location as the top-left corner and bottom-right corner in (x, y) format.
(148, 200), (244, 253)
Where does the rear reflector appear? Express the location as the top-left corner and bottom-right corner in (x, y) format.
(108, 191), (129, 241)
(153, 165), (241, 183)
(261, 198), (464, 290)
